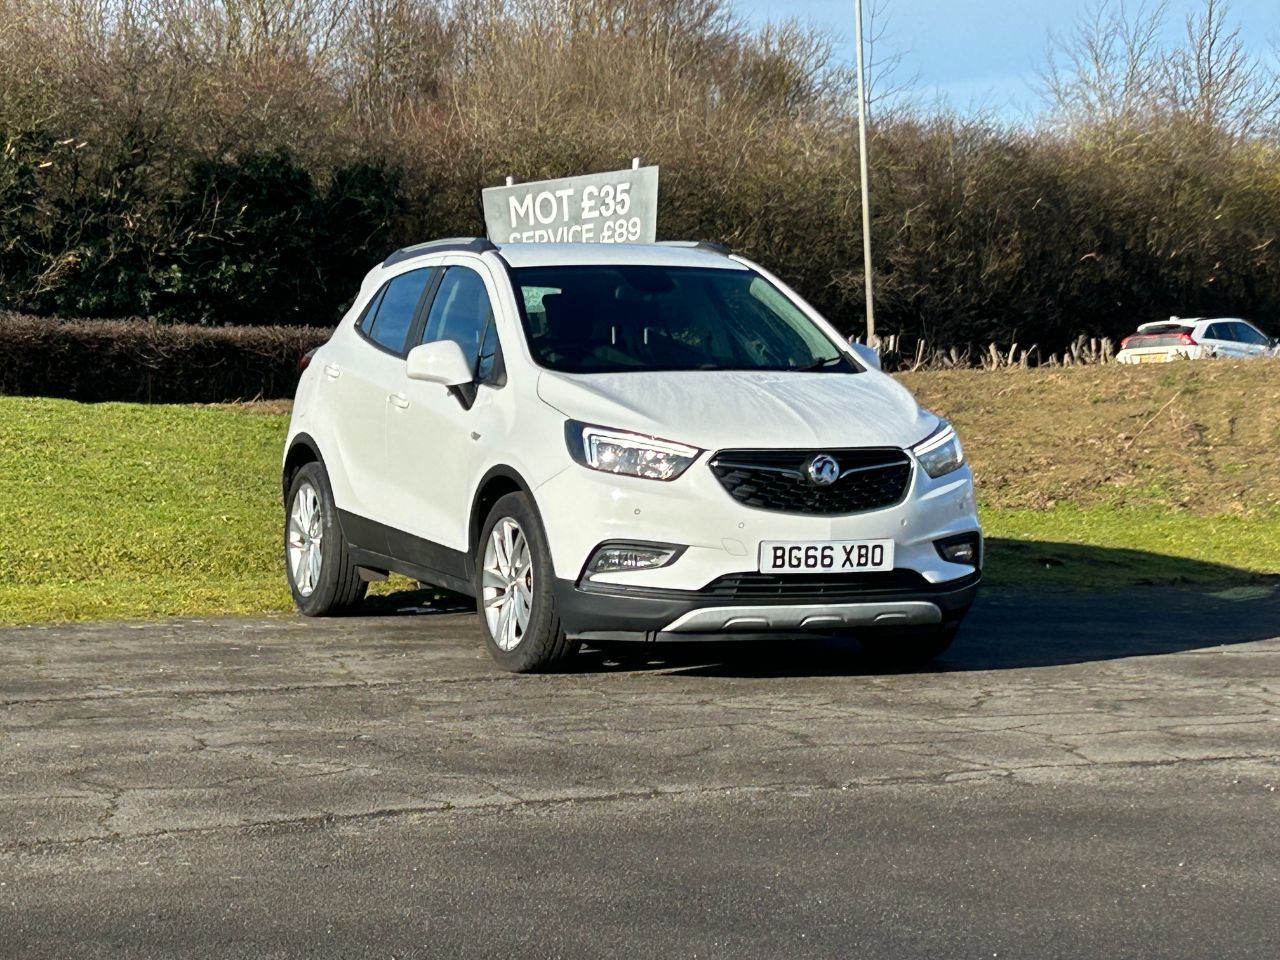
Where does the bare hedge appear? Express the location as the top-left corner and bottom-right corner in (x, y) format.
(0, 313), (329, 403)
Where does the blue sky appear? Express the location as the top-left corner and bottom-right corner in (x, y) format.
(735, 0), (1278, 118)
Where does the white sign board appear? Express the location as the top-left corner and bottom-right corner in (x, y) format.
(482, 165), (659, 244)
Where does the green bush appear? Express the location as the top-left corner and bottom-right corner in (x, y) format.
(0, 312), (328, 402)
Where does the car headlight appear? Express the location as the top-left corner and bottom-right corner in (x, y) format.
(913, 422), (964, 478)
(564, 421), (701, 481)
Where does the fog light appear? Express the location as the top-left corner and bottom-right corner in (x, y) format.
(935, 533), (981, 567)
(585, 542), (682, 578)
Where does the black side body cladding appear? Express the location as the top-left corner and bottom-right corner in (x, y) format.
(282, 433), (325, 501)
(468, 465), (536, 555)
(338, 510), (476, 598)
(285, 446), (540, 602)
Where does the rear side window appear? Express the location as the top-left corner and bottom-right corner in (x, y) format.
(1204, 323), (1230, 341)
(362, 268), (432, 355)
(422, 266), (498, 379)
(356, 286), (386, 335)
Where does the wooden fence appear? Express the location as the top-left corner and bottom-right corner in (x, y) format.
(858, 334), (1117, 371)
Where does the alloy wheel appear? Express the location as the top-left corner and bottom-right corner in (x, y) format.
(287, 481), (323, 597)
(482, 517), (533, 651)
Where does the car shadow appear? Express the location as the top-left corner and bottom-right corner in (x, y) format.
(359, 587), (474, 616)
(578, 580), (1278, 677)
(363, 541), (1279, 677)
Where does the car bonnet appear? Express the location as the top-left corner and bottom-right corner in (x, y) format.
(535, 368), (938, 451)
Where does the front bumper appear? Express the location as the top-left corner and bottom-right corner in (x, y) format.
(553, 571), (980, 642)
(534, 455), (982, 590)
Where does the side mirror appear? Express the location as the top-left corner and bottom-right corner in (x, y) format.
(848, 341), (882, 371)
(407, 340), (474, 387)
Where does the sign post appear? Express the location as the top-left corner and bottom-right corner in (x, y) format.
(853, 0), (876, 344)
(482, 165), (659, 244)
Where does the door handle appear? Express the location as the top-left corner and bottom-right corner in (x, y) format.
(389, 392), (410, 410)
(323, 362), (341, 379)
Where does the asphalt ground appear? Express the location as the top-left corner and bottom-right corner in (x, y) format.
(2, 585), (1278, 959)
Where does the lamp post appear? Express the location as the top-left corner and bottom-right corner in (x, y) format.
(853, 0), (876, 344)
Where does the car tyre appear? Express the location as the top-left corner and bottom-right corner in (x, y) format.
(476, 492), (577, 673)
(284, 461), (367, 616)
(856, 623), (958, 670)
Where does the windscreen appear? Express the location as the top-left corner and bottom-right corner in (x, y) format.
(511, 265), (856, 374)
(1130, 334), (1190, 347)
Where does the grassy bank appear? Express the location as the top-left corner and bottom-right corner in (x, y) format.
(1, 360), (1277, 624)
(903, 359), (1280, 588)
(900, 359), (1280, 516)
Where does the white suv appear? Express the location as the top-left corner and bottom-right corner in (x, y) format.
(283, 240), (981, 671)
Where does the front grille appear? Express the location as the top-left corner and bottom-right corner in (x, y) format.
(709, 448), (912, 515)
(703, 570), (929, 600)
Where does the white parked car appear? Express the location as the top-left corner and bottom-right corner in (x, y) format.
(1116, 317), (1276, 363)
(283, 240), (981, 671)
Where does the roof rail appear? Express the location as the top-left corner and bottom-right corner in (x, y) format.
(656, 240), (732, 256)
(382, 237), (496, 268)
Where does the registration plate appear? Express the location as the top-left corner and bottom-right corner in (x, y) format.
(759, 539), (895, 574)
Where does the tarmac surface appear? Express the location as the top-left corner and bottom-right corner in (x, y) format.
(2, 585), (1278, 959)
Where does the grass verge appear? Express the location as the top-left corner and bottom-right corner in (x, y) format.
(1, 364), (1277, 625)
(0, 398), (292, 624)
(982, 508), (1279, 589)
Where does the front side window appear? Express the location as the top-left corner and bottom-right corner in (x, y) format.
(1232, 322), (1269, 345)
(364, 268), (432, 354)
(512, 265), (855, 374)
(422, 266), (499, 379)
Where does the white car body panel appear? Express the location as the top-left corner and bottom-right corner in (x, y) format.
(382, 254), (527, 552)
